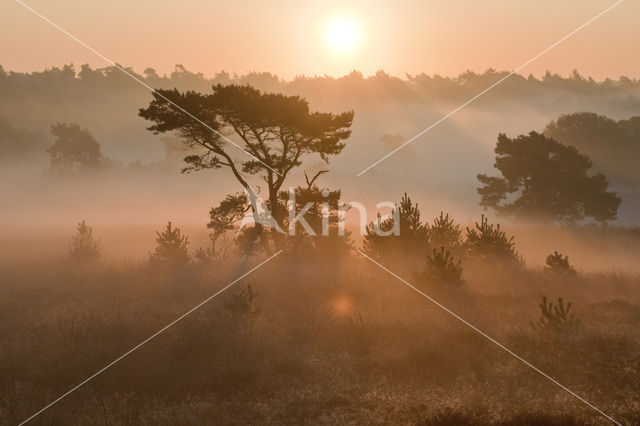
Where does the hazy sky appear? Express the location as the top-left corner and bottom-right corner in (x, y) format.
(2, 0), (638, 79)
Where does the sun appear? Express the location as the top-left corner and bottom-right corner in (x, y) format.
(324, 17), (360, 53)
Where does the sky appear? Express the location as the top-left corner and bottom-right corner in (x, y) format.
(2, 0), (638, 79)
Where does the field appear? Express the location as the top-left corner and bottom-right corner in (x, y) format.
(1, 226), (639, 425)
(3, 1), (640, 424)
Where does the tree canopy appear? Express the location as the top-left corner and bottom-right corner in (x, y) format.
(47, 123), (101, 171)
(545, 112), (640, 188)
(477, 131), (620, 224)
(0, 119), (46, 162)
(139, 84), (353, 253)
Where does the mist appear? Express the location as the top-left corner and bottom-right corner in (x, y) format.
(2, 63), (640, 424)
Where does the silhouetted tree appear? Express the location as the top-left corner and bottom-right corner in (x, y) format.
(207, 192), (253, 251)
(207, 193), (250, 237)
(363, 193), (429, 263)
(427, 212), (463, 255)
(545, 112), (640, 187)
(0, 119), (47, 162)
(139, 84), (353, 254)
(465, 215), (520, 263)
(477, 132), (620, 224)
(150, 222), (190, 266)
(68, 220), (99, 262)
(47, 123), (101, 171)
(415, 247), (465, 288)
(278, 170), (353, 260)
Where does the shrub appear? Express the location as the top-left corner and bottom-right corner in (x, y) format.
(193, 235), (227, 265)
(68, 220), (99, 262)
(223, 284), (260, 319)
(465, 214), (520, 263)
(415, 247), (465, 288)
(545, 251), (576, 274)
(532, 296), (580, 334)
(149, 222), (190, 266)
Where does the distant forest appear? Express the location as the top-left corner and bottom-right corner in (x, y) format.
(3, 64), (640, 104)
(3, 64), (640, 185)
(3, 64), (640, 159)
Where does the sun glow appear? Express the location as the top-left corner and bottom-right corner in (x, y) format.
(332, 295), (354, 316)
(324, 17), (360, 53)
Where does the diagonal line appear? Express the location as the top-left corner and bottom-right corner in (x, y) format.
(18, 250), (283, 426)
(13, 0), (282, 176)
(356, 0), (625, 176)
(356, 249), (621, 425)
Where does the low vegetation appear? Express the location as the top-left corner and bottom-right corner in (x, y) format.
(1, 205), (639, 425)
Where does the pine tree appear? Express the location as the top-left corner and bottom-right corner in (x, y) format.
(533, 297), (580, 334)
(415, 247), (465, 288)
(149, 222), (190, 266)
(363, 193), (429, 262)
(465, 215), (520, 263)
(427, 212), (463, 254)
(68, 220), (100, 262)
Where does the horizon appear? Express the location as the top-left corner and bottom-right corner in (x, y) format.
(3, 62), (640, 82)
(2, 0), (639, 80)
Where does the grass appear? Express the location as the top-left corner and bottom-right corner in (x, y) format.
(0, 246), (639, 425)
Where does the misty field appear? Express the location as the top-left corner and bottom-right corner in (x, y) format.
(3, 4), (640, 423)
(1, 224), (639, 425)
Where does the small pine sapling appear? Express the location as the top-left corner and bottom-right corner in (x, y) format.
(465, 214), (520, 263)
(427, 212), (463, 254)
(533, 296), (580, 334)
(416, 246), (465, 288)
(68, 220), (100, 262)
(149, 221), (190, 267)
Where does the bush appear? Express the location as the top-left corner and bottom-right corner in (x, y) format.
(545, 251), (576, 275)
(68, 220), (99, 262)
(193, 235), (227, 265)
(223, 284), (260, 319)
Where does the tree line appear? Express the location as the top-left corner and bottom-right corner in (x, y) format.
(2, 64), (640, 105)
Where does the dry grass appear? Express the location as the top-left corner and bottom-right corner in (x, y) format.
(0, 244), (639, 425)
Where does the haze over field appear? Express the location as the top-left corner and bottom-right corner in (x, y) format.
(2, 67), (640, 226)
(2, 1), (640, 424)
